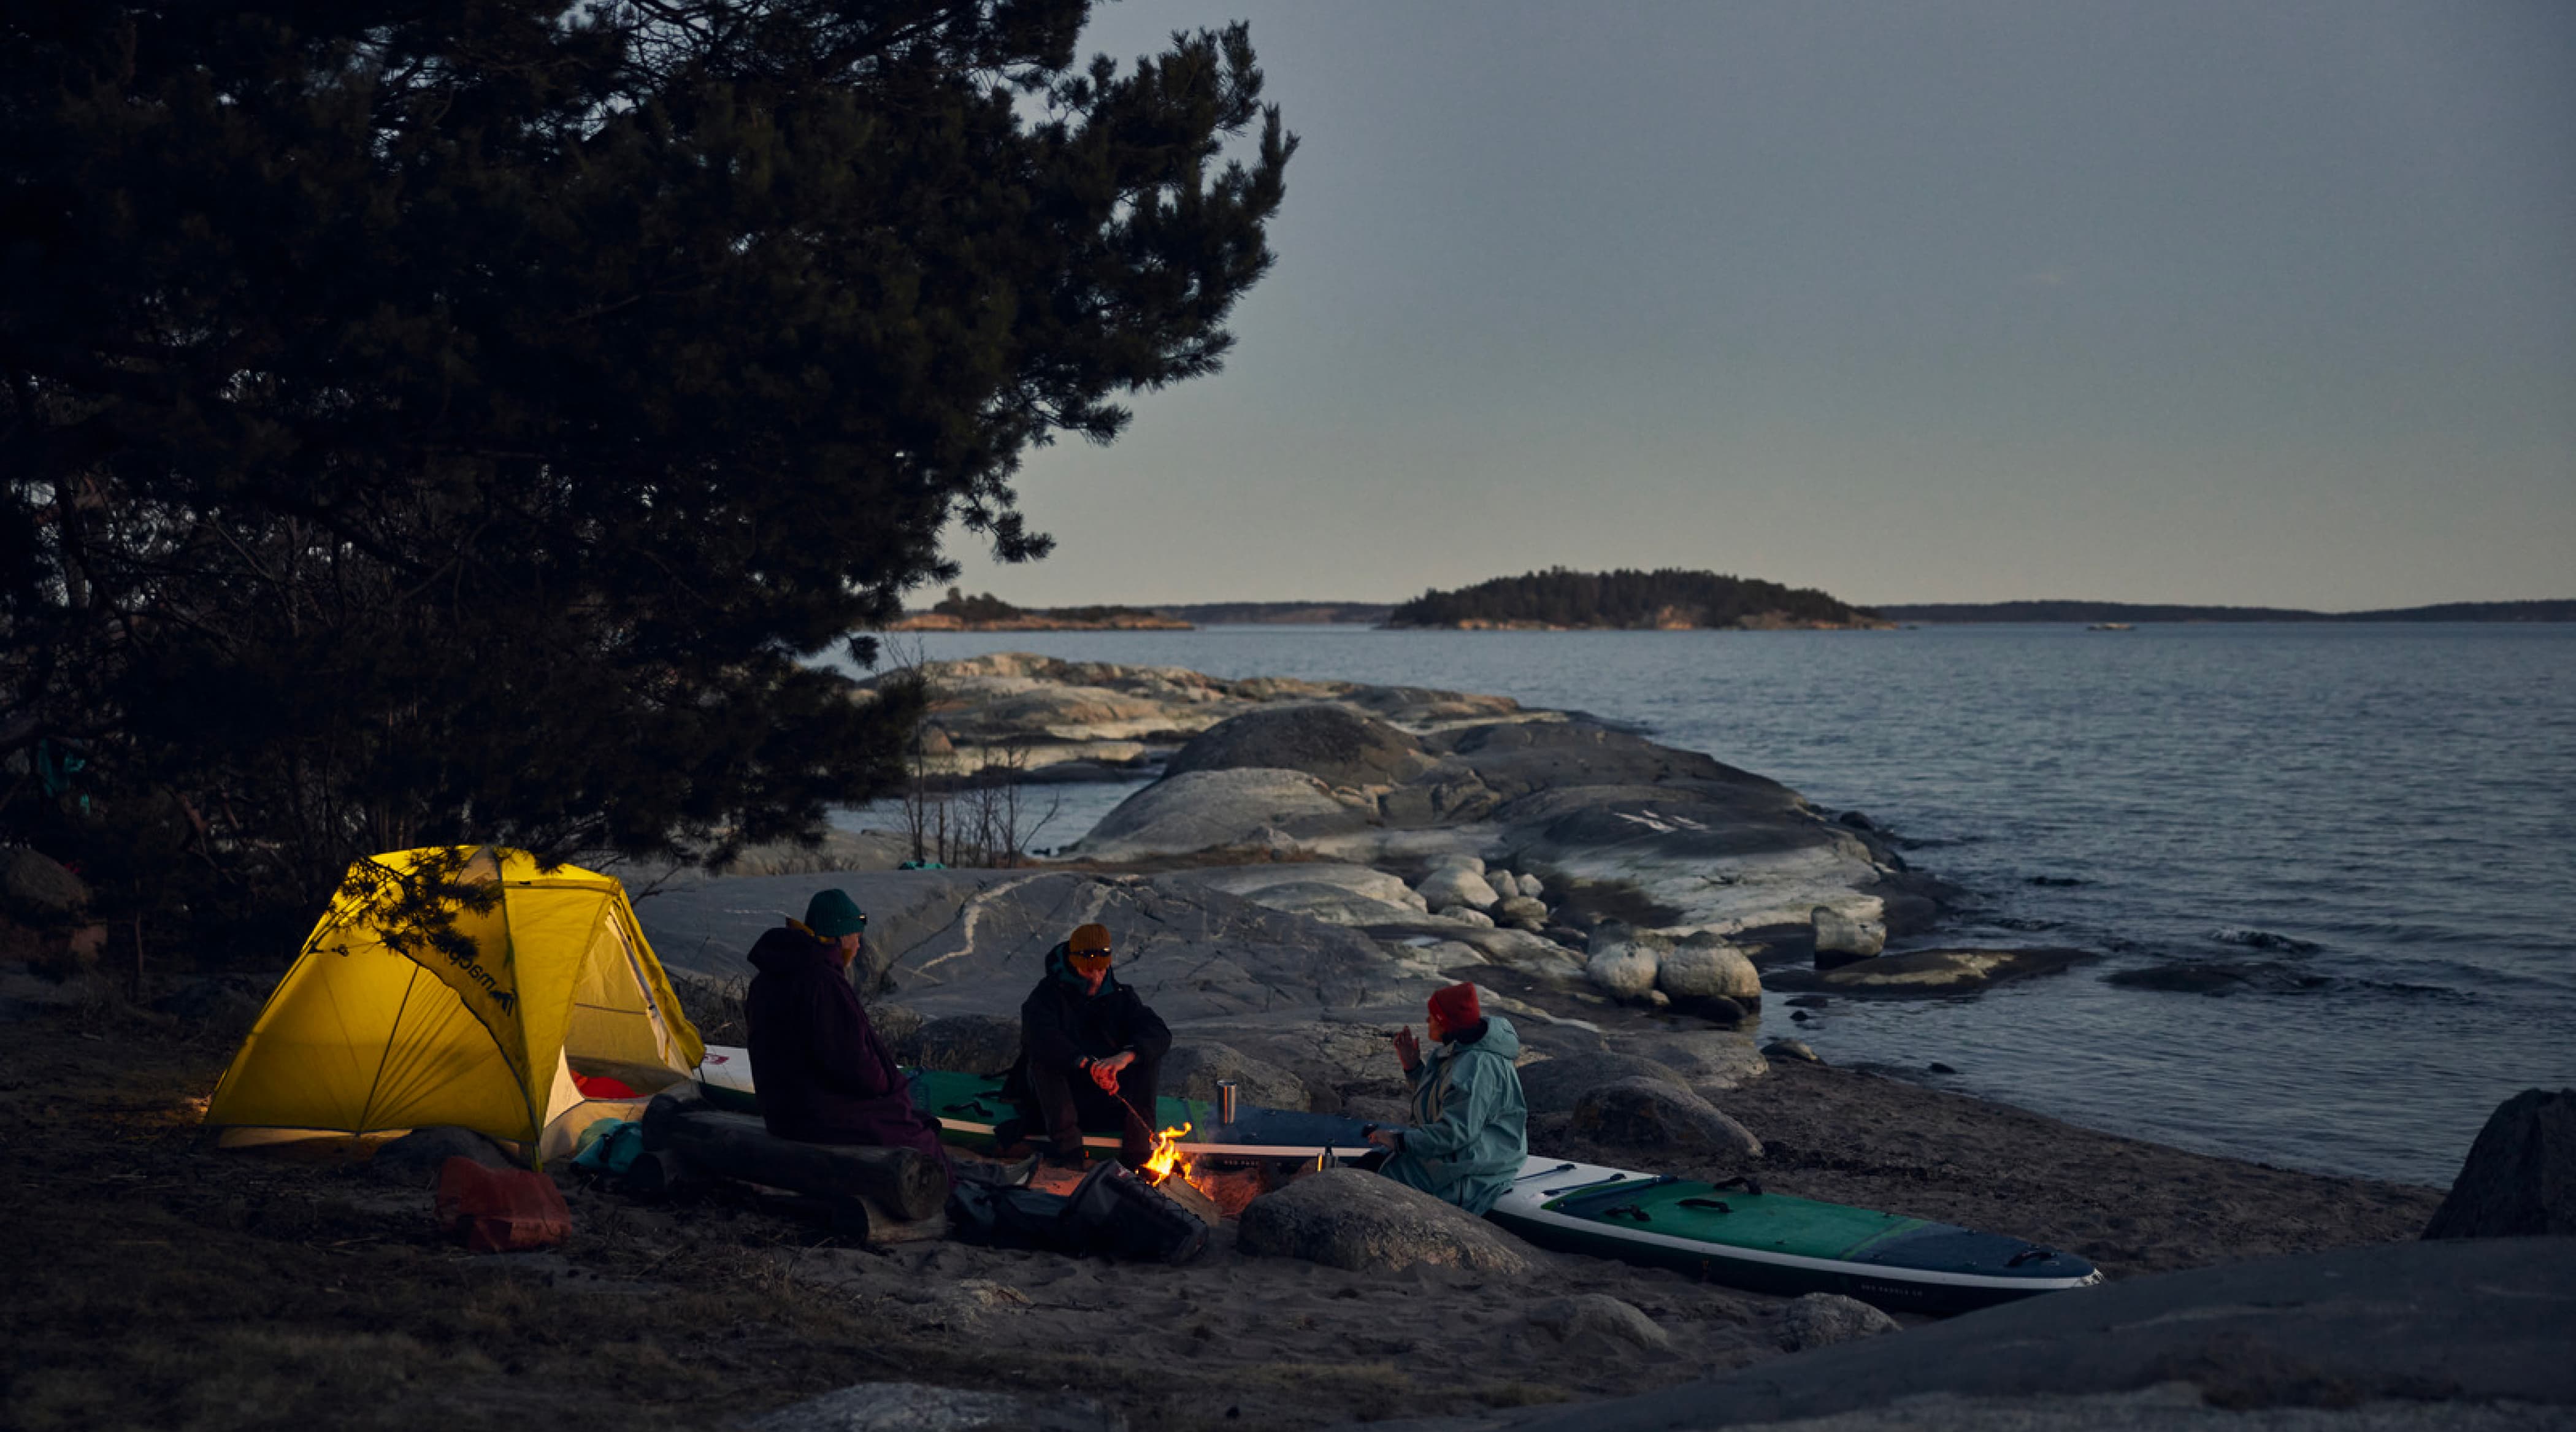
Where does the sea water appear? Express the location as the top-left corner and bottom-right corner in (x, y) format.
(831, 624), (2576, 1186)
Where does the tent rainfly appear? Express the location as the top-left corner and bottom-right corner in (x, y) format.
(206, 846), (704, 1160)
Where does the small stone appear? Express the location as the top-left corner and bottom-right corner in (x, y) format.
(1418, 867), (1501, 911)
(1779, 1292), (1899, 1350)
(1573, 1078), (1763, 1159)
(1527, 1293), (1671, 1350)
(1423, 852), (1485, 876)
(1645, 989), (1671, 1008)
(1791, 1009), (1811, 1022)
(1516, 872), (1545, 900)
(1498, 895), (1549, 924)
(1761, 1039), (1822, 1064)
(1437, 905), (1497, 929)
(1814, 904), (1887, 959)
(1928, 1062), (1958, 1074)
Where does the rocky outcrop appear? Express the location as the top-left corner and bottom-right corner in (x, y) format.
(869, 652), (1542, 781)
(1163, 705), (1432, 789)
(1161, 1042), (1311, 1113)
(1571, 1078), (1764, 1159)
(1517, 1052), (1694, 1116)
(1428, 1238), (2576, 1432)
(1073, 769), (1367, 859)
(1779, 1292), (1899, 1350)
(1236, 1168), (1532, 1274)
(2423, 1088), (2576, 1239)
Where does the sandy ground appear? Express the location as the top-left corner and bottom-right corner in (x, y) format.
(0, 990), (2445, 1432)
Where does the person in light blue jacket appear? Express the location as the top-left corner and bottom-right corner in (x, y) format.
(1368, 981), (1528, 1215)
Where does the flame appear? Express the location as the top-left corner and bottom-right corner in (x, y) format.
(1141, 1121), (1192, 1185)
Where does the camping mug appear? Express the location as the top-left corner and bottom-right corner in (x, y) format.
(1216, 1079), (1238, 1125)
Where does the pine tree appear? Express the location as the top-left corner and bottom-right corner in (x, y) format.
(0, 2), (1293, 935)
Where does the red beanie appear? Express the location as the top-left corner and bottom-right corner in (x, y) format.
(1427, 981), (1481, 1031)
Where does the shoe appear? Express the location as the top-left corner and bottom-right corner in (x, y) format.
(1038, 1150), (1088, 1176)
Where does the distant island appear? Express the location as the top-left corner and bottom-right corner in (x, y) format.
(888, 589), (1192, 631)
(1386, 568), (1885, 630)
(1873, 599), (2576, 625)
(1151, 601), (1393, 626)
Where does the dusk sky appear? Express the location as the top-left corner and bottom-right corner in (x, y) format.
(935, 1), (2575, 611)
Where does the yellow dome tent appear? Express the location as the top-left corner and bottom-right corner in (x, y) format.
(206, 846), (704, 1161)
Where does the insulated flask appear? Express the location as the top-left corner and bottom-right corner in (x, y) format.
(1216, 1079), (1238, 1125)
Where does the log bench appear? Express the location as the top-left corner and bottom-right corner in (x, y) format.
(638, 1092), (948, 1242)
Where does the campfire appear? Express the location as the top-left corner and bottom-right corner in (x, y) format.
(1139, 1121), (1197, 1189)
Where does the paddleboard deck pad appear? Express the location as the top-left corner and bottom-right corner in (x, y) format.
(692, 1047), (1379, 1159)
(1487, 1157), (2100, 1314)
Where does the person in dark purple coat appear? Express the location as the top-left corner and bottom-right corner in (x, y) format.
(743, 889), (952, 1178)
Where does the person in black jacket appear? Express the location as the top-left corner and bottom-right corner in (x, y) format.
(743, 889), (952, 1177)
(1005, 922), (1171, 1168)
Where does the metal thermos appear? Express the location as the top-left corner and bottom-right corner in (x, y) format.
(1216, 1079), (1239, 1125)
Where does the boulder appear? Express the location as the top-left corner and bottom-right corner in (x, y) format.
(1, 848), (88, 921)
(1073, 768), (1358, 858)
(1779, 1292), (1899, 1350)
(1424, 852), (1485, 876)
(1585, 943), (1658, 999)
(1161, 1042), (1310, 1113)
(1236, 1168), (1531, 1274)
(1656, 935), (1761, 1001)
(2423, 1087), (2576, 1239)
(743, 1381), (1124, 1432)
(1814, 903), (1887, 959)
(1163, 704), (1430, 789)
(1497, 895), (1550, 925)
(1438, 906), (1497, 929)
(1417, 866), (1501, 911)
(866, 1001), (926, 1063)
(1572, 1078), (1764, 1159)
(370, 1127), (513, 1187)
(1761, 1038), (1823, 1064)
(1527, 1293), (1671, 1351)
(913, 1014), (1022, 1075)
(1819, 947), (2087, 995)
(1517, 1053), (1693, 1116)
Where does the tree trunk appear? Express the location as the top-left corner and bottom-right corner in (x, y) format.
(640, 1093), (947, 1220)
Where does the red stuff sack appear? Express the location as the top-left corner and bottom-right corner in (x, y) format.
(433, 1155), (572, 1253)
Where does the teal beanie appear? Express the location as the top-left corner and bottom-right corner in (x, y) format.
(803, 888), (868, 939)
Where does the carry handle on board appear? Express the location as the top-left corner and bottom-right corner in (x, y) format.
(1549, 1174), (1679, 1214)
